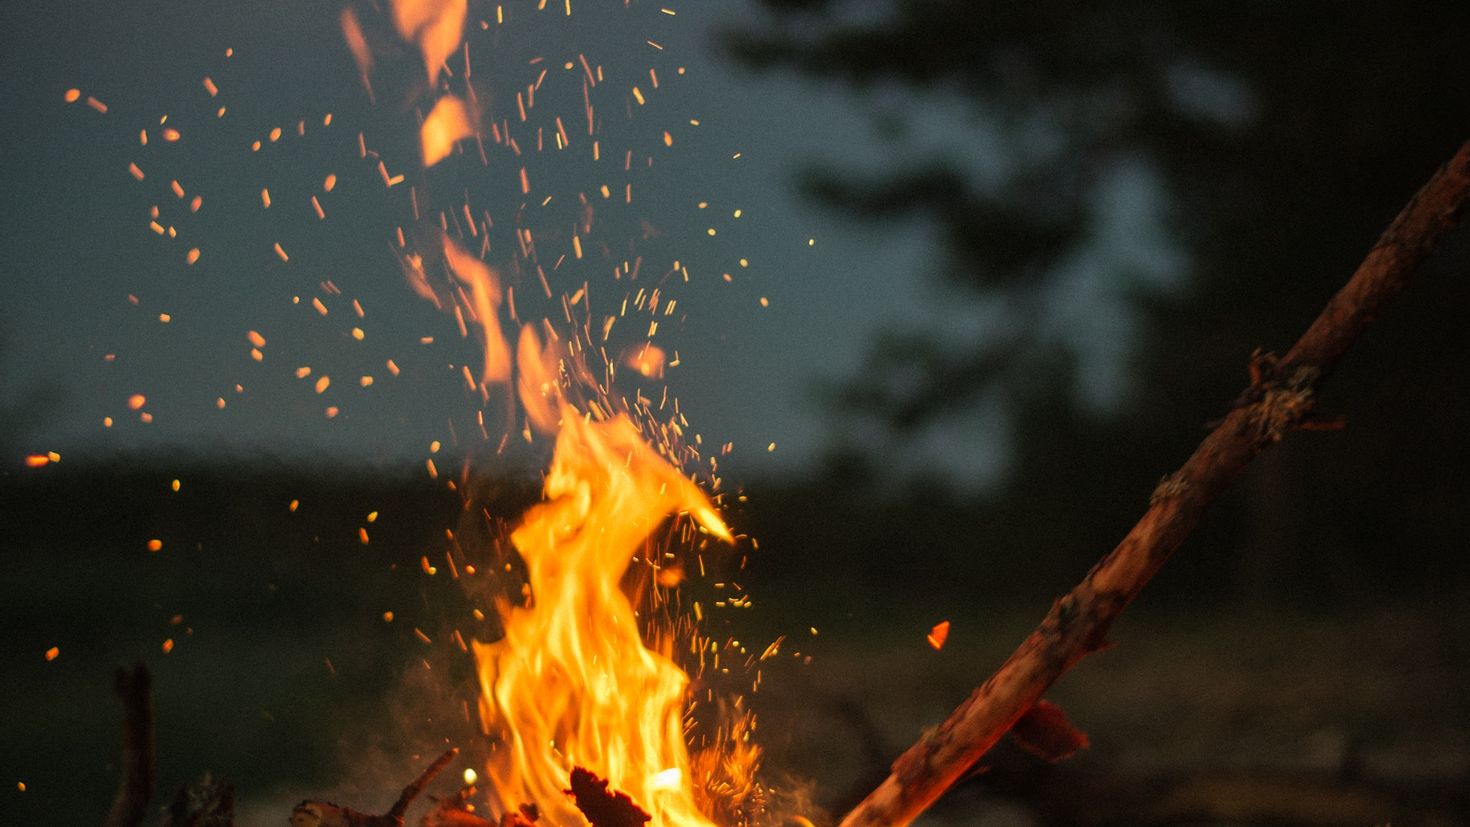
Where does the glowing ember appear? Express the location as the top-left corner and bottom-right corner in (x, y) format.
(927, 620), (951, 651)
(623, 343), (667, 380)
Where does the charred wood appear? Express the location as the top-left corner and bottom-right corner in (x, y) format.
(566, 768), (651, 827)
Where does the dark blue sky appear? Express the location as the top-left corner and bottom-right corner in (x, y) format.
(2, 0), (1173, 487)
(1, 0), (961, 484)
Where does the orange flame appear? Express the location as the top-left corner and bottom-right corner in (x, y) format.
(389, 0), (467, 85)
(442, 235), (511, 384)
(330, 3), (764, 818)
(515, 324), (561, 436)
(421, 95), (473, 168)
(339, 7), (374, 89)
(474, 404), (731, 826)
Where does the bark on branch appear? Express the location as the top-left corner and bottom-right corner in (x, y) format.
(839, 140), (1470, 827)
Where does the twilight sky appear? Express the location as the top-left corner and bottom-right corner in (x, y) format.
(2, 0), (1171, 487)
(0, 0), (961, 484)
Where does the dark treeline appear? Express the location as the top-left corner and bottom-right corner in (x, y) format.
(724, 0), (1470, 612)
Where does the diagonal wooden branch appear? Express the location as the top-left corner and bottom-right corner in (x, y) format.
(839, 139), (1470, 827)
(386, 747), (459, 823)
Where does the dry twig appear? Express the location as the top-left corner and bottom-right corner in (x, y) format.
(839, 141), (1470, 827)
(292, 748), (459, 827)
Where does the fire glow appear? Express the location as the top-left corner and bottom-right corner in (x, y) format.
(473, 400), (735, 826)
(378, 1), (761, 822)
(71, 0), (782, 822)
(69, 0), (774, 820)
(53, 2), (1470, 823)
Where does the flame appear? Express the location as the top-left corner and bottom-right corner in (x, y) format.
(328, 4), (764, 821)
(340, 7), (374, 88)
(622, 343), (667, 380)
(474, 403), (732, 826)
(421, 95), (473, 168)
(442, 235), (511, 384)
(390, 0), (467, 85)
(515, 324), (561, 436)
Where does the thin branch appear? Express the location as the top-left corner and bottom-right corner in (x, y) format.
(292, 748), (459, 827)
(386, 747), (459, 822)
(839, 140), (1470, 827)
(104, 664), (155, 827)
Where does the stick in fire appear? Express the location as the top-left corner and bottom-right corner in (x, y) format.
(291, 748), (459, 827)
(840, 141), (1470, 827)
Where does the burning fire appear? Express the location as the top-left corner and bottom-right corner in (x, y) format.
(381, 1), (760, 823)
(474, 399), (733, 826)
(441, 287), (747, 822)
(435, 276), (745, 823)
(71, 0), (773, 820)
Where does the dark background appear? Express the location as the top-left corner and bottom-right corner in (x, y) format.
(4, 1), (1470, 825)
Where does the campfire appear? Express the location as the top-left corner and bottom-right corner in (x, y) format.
(63, 1), (1470, 825)
(383, 2), (761, 821)
(96, 1), (775, 825)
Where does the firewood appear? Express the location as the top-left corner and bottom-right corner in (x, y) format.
(293, 748), (460, 827)
(839, 141), (1470, 827)
(416, 796), (536, 827)
(565, 768), (651, 827)
(415, 776), (540, 827)
(418, 801), (496, 827)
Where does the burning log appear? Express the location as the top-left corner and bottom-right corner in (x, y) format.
(415, 771), (541, 827)
(840, 140), (1470, 827)
(415, 764), (654, 827)
(104, 664), (155, 827)
(292, 748), (460, 827)
(419, 798), (537, 827)
(564, 768), (652, 827)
